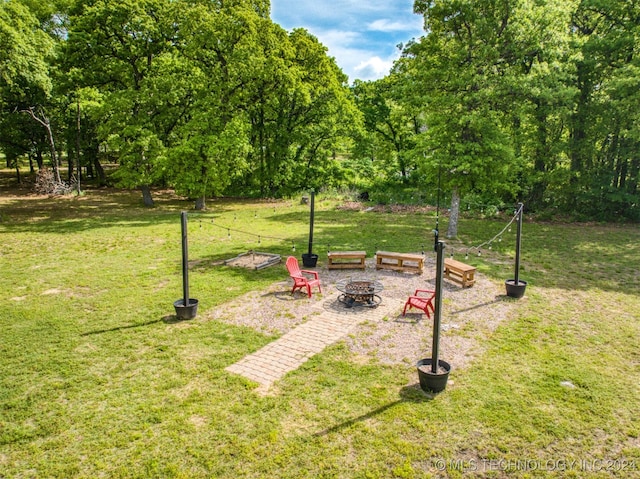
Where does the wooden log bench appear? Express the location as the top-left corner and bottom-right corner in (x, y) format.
(444, 257), (476, 287)
(327, 251), (367, 270)
(375, 251), (424, 274)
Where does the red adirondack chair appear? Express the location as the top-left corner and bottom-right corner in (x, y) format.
(402, 289), (436, 318)
(286, 256), (322, 298)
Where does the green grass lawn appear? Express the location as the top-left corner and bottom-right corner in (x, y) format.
(1, 184), (639, 478)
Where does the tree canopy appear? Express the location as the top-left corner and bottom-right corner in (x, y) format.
(0, 0), (637, 221)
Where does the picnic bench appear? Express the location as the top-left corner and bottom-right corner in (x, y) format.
(327, 251), (366, 270)
(444, 257), (476, 287)
(375, 251), (424, 274)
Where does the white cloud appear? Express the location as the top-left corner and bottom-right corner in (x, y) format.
(271, 0), (423, 81)
(368, 19), (412, 32)
(354, 56), (394, 81)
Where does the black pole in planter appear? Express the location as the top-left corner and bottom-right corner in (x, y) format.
(505, 202), (527, 298)
(302, 190), (318, 267)
(417, 240), (451, 393)
(174, 212), (198, 319)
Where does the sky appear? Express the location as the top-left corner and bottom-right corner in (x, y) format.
(270, 0), (425, 83)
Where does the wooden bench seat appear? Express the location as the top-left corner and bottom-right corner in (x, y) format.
(327, 251), (366, 270)
(375, 251), (424, 274)
(444, 257), (476, 287)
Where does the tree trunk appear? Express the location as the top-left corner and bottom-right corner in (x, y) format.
(141, 185), (154, 207)
(195, 195), (206, 210)
(446, 186), (460, 238)
(93, 157), (106, 185)
(21, 107), (61, 183)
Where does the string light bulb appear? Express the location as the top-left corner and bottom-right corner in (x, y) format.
(291, 243), (296, 252)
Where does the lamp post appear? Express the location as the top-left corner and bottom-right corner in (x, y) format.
(417, 240), (451, 393)
(173, 212), (198, 319)
(302, 190), (318, 267)
(505, 203), (527, 298)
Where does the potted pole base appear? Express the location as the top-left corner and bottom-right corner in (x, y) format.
(505, 279), (527, 299)
(173, 298), (199, 320)
(417, 358), (451, 393)
(301, 253), (318, 267)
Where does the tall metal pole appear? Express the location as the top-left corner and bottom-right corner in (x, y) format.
(181, 211), (190, 307)
(307, 190), (315, 256)
(432, 240), (445, 373)
(514, 203), (523, 286)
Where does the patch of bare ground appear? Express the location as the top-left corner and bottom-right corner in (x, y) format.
(206, 255), (520, 371)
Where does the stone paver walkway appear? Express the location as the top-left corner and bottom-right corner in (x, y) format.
(225, 296), (402, 389)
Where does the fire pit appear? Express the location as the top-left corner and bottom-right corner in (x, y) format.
(336, 278), (383, 308)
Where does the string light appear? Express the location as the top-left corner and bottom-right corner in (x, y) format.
(463, 204), (521, 259)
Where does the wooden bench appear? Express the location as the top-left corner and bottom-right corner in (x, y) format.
(375, 251), (424, 274)
(327, 251), (366, 270)
(444, 257), (476, 287)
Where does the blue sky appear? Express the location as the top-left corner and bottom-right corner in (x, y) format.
(270, 0), (424, 83)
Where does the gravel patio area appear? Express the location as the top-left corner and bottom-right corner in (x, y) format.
(206, 255), (522, 371)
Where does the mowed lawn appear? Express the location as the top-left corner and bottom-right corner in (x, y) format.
(1, 186), (639, 478)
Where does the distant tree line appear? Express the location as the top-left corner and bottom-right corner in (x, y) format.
(1, 0), (638, 221)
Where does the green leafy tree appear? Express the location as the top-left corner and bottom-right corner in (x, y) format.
(169, 0), (263, 207)
(246, 27), (361, 196)
(565, 0), (640, 219)
(405, 0), (523, 237)
(352, 75), (419, 183)
(0, 0), (57, 181)
(65, 0), (181, 206)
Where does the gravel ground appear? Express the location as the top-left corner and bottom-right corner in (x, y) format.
(206, 255), (522, 371)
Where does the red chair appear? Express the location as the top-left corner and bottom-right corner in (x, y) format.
(403, 289), (436, 318)
(286, 256), (322, 298)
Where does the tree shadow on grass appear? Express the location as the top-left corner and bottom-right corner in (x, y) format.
(80, 315), (183, 336)
(313, 384), (434, 437)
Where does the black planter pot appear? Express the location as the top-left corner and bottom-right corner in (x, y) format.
(505, 279), (527, 298)
(301, 253), (318, 267)
(417, 358), (451, 393)
(174, 298), (199, 320)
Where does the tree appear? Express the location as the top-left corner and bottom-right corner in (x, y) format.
(0, 0), (56, 181)
(168, 0), (263, 207)
(352, 75), (420, 182)
(245, 27), (361, 196)
(64, 0), (181, 206)
(404, 0), (522, 237)
(565, 0), (640, 219)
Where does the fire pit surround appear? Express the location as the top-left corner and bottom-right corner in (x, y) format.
(336, 278), (383, 308)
